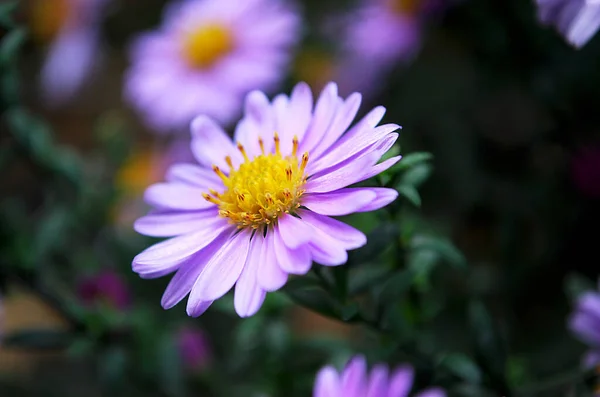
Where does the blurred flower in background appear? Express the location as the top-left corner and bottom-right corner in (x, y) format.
(571, 143), (600, 198)
(536, 0), (600, 48)
(569, 284), (600, 367)
(176, 326), (212, 372)
(132, 82), (399, 318)
(27, 0), (110, 106)
(313, 355), (446, 397)
(124, 0), (300, 133)
(77, 270), (131, 311)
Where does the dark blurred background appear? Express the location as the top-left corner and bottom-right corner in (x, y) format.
(1, 0), (600, 396)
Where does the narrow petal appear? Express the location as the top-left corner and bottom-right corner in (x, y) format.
(144, 183), (215, 210)
(132, 220), (231, 274)
(274, 225), (312, 275)
(190, 115), (242, 171)
(341, 356), (368, 397)
(286, 82), (313, 142)
(161, 231), (230, 309)
(134, 209), (219, 237)
(308, 225), (348, 266)
(234, 234), (267, 317)
(305, 152), (376, 194)
(186, 299), (214, 318)
(355, 188), (399, 212)
(190, 229), (252, 301)
(313, 366), (342, 397)
(387, 366), (414, 397)
(367, 365), (389, 397)
(300, 83), (339, 154)
(298, 210), (366, 250)
(166, 163), (222, 188)
(277, 213), (315, 249)
(302, 188), (377, 216)
(257, 230), (288, 291)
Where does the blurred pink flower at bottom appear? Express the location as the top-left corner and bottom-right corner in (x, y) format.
(176, 326), (212, 372)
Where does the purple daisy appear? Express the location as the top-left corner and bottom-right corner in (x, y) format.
(124, 0), (300, 133)
(536, 0), (600, 48)
(313, 355), (446, 397)
(28, 0), (109, 106)
(132, 81), (400, 318)
(569, 286), (600, 367)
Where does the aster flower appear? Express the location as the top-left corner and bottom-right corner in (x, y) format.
(536, 0), (600, 48)
(569, 285), (600, 367)
(176, 326), (212, 371)
(124, 0), (300, 133)
(132, 82), (400, 318)
(313, 355), (446, 397)
(28, 0), (109, 106)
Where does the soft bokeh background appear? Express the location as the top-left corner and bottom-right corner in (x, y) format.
(1, 0), (600, 396)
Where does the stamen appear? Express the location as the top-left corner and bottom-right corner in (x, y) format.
(258, 137), (265, 154)
(212, 165), (227, 181)
(292, 135), (299, 156)
(237, 143), (249, 162)
(203, 193), (220, 204)
(274, 132), (281, 155)
(225, 156), (233, 168)
(300, 152), (309, 171)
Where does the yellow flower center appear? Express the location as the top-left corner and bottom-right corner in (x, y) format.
(391, 0), (420, 14)
(182, 24), (234, 69)
(203, 134), (309, 229)
(29, 0), (71, 43)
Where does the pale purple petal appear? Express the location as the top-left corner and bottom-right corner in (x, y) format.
(314, 366), (342, 397)
(277, 213), (314, 249)
(302, 188), (377, 216)
(144, 183), (216, 210)
(186, 299), (214, 317)
(387, 366), (414, 397)
(341, 355), (368, 397)
(367, 365), (389, 397)
(191, 229), (252, 301)
(300, 83), (339, 155)
(134, 209), (219, 237)
(132, 220), (231, 274)
(298, 210), (366, 250)
(234, 234), (267, 317)
(161, 230), (230, 309)
(274, 225), (312, 275)
(355, 188), (399, 212)
(305, 152), (377, 194)
(256, 230), (288, 291)
(165, 163), (223, 189)
(308, 226), (348, 266)
(190, 115), (242, 171)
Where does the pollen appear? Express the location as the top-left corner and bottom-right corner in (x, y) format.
(205, 134), (309, 229)
(29, 0), (71, 44)
(182, 23), (234, 69)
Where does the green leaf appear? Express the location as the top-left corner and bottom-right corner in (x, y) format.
(348, 222), (399, 265)
(400, 163), (433, 187)
(565, 273), (595, 302)
(99, 346), (128, 389)
(0, 1), (19, 28)
(2, 329), (73, 350)
(397, 185), (421, 207)
(0, 27), (25, 64)
(340, 302), (360, 322)
(378, 269), (415, 303)
(410, 235), (467, 268)
(158, 335), (185, 397)
(440, 353), (482, 384)
(284, 283), (338, 320)
(394, 152), (433, 171)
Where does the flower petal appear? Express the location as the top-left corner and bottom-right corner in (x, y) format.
(302, 188), (377, 216)
(313, 366), (341, 397)
(257, 230), (288, 291)
(300, 82), (339, 155)
(274, 225), (312, 275)
(234, 234), (267, 317)
(165, 163), (222, 188)
(134, 209), (219, 237)
(341, 356), (368, 397)
(387, 366), (414, 397)
(144, 183), (216, 210)
(355, 188), (398, 212)
(298, 210), (366, 250)
(277, 213), (314, 249)
(161, 230), (230, 309)
(367, 365), (389, 397)
(186, 299), (214, 318)
(191, 229), (252, 301)
(308, 225), (348, 266)
(132, 220), (231, 274)
(190, 115), (242, 171)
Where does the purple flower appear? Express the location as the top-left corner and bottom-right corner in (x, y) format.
(569, 288), (600, 367)
(124, 0), (300, 133)
(176, 326), (212, 371)
(571, 143), (600, 198)
(28, 0), (109, 106)
(132, 81), (400, 318)
(77, 270), (131, 311)
(313, 355), (446, 397)
(536, 0), (600, 48)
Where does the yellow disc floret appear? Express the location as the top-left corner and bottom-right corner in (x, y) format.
(182, 23), (234, 69)
(203, 134), (309, 229)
